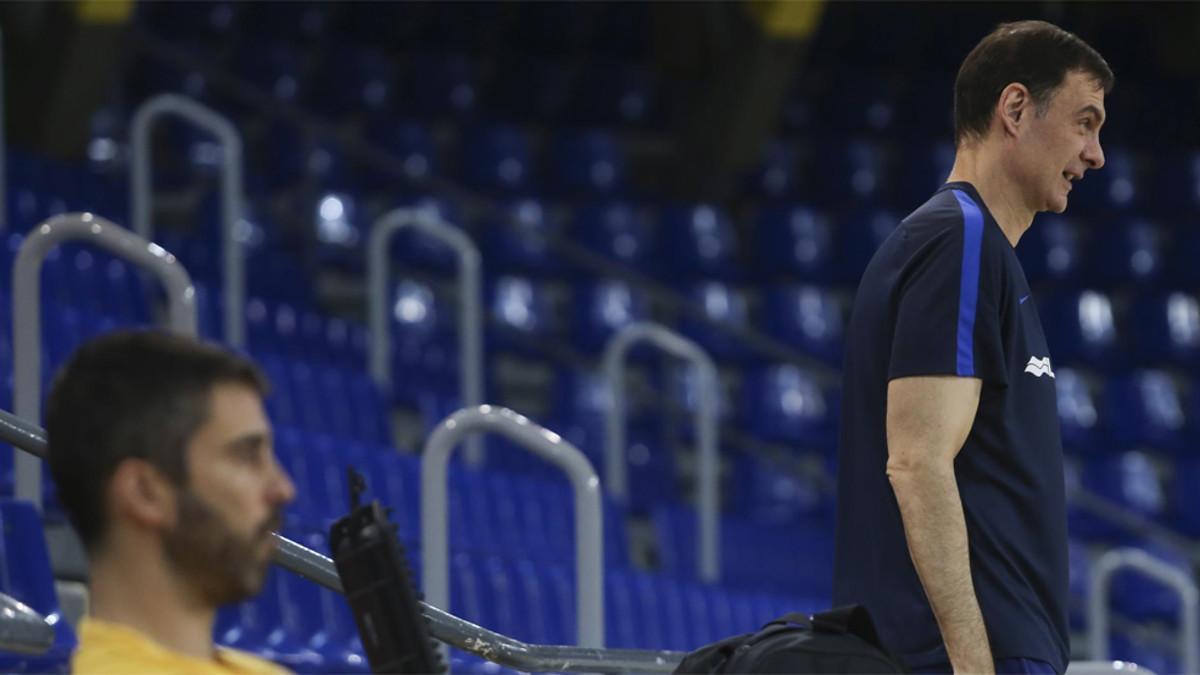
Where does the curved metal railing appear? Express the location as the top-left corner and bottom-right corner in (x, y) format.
(12, 212), (197, 507)
(603, 322), (720, 583)
(130, 93), (244, 346)
(367, 207), (484, 464)
(1088, 547), (1198, 674)
(422, 406), (604, 650)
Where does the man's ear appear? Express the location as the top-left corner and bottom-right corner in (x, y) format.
(108, 458), (177, 532)
(997, 82), (1032, 137)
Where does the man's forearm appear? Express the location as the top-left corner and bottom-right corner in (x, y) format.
(890, 463), (993, 674)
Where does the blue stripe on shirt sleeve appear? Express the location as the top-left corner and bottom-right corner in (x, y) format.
(952, 190), (985, 377)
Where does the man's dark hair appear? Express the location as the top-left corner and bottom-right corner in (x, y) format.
(954, 20), (1114, 146)
(45, 330), (268, 553)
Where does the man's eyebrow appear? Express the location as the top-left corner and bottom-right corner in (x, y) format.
(1076, 104), (1105, 124)
(223, 431), (271, 451)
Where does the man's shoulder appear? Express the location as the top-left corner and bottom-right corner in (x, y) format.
(72, 619), (290, 675)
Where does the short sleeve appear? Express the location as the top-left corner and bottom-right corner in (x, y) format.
(888, 192), (1007, 385)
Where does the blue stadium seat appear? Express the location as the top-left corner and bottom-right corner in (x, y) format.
(303, 140), (352, 189)
(744, 140), (798, 201)
(653, 505), (833, 603)
(1055, 367), (1106, 455)
(679, 282), (753, 362)
(571, 63), (658, 128)
(1110, 541), (1191, 624)
(821, 69), (898, 136)
(840, 208), (899, 281)
(310, 44), (396, 121)
(243, 1), (331, 42)
(405, 52), (479, 119)
(487, 276), (556, 354)
(730, 454), (829, 524)
(386, 196), (467, 274)
(1170, 456), (1200, 537)
(576, 201), (654, 268)
(550, 130), (627, 198)
(389, 278), (456, 404)
(1129, 290), (1200, 367)
(762, 285), (844, 365)
(359, 119), (437, 190)
(1039, 290), (1124, 371)
(662, 362), (737, 425)
(1151, 149), (1200, 215)
(900, 140), (955, 205)
(461, 126), (533, 194)
(230, 41), (309, 108)
(0, 500), (77, 673)
(1071, 147), (1140, 215)
(743, 364), (837, 452)
(311, 190), (364, 270)
(481, 198), (562, 276)
(1077, 452), (1167, 541)
(493, 56), (574, 125)
(215, 568), (325, 673)
(1089, 218), (1168, 287)
(254, 124), (309, 192)
(137, 1), (243, 40)
(570, 279), (651, 352)
(1104, 371), (1188, 454)
(812, 138), (890, 207)
(1108, 632), (1177, 675)
(86, 105), (128, 179)
(660, 204), (739, 280)
(1016, 215), (1087, 286)
(754, 205), (837, 282)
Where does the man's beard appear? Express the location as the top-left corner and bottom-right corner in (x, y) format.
(162, 488), (283, 606)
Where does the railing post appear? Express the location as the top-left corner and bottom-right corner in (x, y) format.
(422, 406), (604, 656)
(1088, 547), (1199, 674)
(130, 93), (244, 346)
(12, 213), (196, 508)
(367, 207), (484, 464)
(602, 322), (720, 583)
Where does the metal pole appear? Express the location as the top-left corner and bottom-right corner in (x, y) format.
(602, 322), (721, 583)
(130, 93), (244, 346)
(0, 592), (54, 655)
(422, 406), (604, 654)
(1088, 547), (1199, 675)
(367, 207), (484, 464)
(13, 213), (197, 507)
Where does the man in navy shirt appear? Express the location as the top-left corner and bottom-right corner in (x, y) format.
(833, 21), (1112, 675)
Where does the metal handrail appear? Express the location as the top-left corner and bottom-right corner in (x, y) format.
(603, 322), (720, 583)
(0, 591), (54, 655)
(1088, 547), (1198, 674)
(13, 213), (197, 508)
(130, 93), (245, 346)
(422, 406), (604, 651)
(368, 207), (484, 464)
(0, 408), (681, 672)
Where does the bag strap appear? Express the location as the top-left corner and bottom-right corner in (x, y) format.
(762, 612), (813, 629)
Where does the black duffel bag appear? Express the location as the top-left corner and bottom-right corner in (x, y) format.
(673, 605), (908, 674)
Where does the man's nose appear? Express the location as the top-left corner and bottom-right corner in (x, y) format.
(1083, 136), (1105, 170)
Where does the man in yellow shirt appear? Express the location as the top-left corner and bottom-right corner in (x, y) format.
(44, 331), (298, 674)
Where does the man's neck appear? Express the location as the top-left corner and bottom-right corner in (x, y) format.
(87, 552), (217, 661)
(945, 145), (1035, 247)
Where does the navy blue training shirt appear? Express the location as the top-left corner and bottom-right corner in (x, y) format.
(833, 182), (1069, 673)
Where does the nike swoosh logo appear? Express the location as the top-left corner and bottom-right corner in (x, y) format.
(1019, 294), (1030, 305)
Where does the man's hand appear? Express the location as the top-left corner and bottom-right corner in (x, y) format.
(886, 375), (994, 675)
